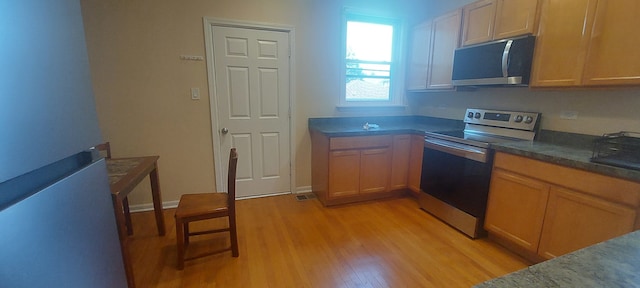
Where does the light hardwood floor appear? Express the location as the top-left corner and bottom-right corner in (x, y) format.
(128, 195), (529, 287)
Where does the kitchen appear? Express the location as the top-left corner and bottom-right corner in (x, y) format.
(81, 0), (640, 285)
(2, 0), (639, 287)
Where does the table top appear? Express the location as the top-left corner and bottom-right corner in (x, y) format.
(106, 156), (159, 198)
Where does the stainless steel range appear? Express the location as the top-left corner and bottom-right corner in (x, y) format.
(419, 108), (541, 238)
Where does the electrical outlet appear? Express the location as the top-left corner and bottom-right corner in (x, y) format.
(560, 110), (578, 120)
(191, 88), (200, 100)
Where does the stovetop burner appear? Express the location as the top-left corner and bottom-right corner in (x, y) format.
(426, 108), (541, 147)
(427, 130), (530, 147)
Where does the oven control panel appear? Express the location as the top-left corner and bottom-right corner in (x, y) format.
(464, 108), (540, 131)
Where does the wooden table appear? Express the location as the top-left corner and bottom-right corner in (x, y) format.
(107, 156), (165, 288)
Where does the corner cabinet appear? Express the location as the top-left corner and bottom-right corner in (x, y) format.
(311, 132), (417, 206)
(531, 0), (640, 87)
(485, 152), (640, 262)
(406, 9), (462, 91)
(461, 0), (539, 46)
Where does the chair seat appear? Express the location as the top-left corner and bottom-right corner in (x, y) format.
(175, 193), (229, 219)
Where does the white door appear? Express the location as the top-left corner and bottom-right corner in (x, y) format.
(208, 24), (291, 198)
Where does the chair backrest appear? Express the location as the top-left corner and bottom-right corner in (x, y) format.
(227, 148), (239, 209)
(95, 142), (112, 159)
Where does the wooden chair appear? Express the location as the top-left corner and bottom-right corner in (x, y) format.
(174, 148), (239, 270)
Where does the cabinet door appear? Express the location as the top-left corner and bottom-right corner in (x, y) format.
(328, 150), (360, 199)
(485, 169), (550, 253)
(461, 0), (496, 46)
(583, 0), (640, 86)
(530, 0), (597, 87)
(493, 0), (539, 40)
(537, 186), (636, 259)
(360, 147), (391, 194)
(428, 9), (462, 90)
(390, 135), (411, 191)
(408, 135), (424, 195)
(406, 22), (433, 90)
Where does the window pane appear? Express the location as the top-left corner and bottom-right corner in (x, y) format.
(345, 77), (390, 101)
(346, 21), (393, 62)
(345, 19), (394, 102)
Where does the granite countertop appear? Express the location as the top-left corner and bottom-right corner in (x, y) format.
(491, 130), (640, 183)
(308, 115), (464, 137)
(474, 230), (640, 288)
(309, 116), (640, 182)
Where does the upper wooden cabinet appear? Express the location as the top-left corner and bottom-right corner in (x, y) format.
(531, 0), (640, 87)
(406, 9), (462, 91)
(461, 0), (539, 46)
(406, 22), (433, 90)
(582, 0), (640, 86)
(493, 0), (540, 39)
(461, 0), (496, 46)
(530, 0), (596, 87)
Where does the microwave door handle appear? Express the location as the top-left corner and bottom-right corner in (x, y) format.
(501, 40), (514, 77)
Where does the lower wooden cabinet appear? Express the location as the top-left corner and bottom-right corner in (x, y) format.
(390, 135), (411, 191)
(328, 150), (360, 198)
(485, 152), (640, 262)
(312, 132), (416, 206)
(408, 135), (424, 196)
(538, 186), (637, 259)
(485, 169), (550, 253)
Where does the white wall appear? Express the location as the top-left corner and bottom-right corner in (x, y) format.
(410, 87), (640, 136)
(81, 0), (431, 206)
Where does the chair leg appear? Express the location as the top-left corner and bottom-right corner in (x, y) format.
(229, 214), (239, 257)
(176, 218), (185, 270)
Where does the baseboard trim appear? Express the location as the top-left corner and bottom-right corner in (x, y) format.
(128, 186), (312, 213)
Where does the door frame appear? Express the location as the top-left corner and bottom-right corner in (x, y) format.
(203, 17), (296, 196)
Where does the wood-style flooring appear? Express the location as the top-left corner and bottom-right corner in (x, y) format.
(128, 194), (529, 287)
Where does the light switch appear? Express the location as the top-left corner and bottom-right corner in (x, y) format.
(191, 88), (200, 100)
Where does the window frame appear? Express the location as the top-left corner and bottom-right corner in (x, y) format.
(339, 10), (406, 108)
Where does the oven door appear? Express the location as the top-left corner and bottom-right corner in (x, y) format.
(420, 137), (493, 218)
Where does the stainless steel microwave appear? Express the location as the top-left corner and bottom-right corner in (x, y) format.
(452, 35), (536, 86)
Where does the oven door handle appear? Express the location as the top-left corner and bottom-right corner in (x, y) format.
(424, 138), (488, 163)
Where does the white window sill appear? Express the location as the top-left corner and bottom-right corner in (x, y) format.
(335, 105), (407, 112)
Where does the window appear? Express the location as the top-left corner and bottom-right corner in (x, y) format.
(341, 12), (403, 107)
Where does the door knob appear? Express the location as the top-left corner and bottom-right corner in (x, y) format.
(221, 128), (229, 134)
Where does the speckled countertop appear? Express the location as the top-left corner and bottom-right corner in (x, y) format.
(474, 230), (640, 288)
(491, 130), (640, 183)
(309, 117), (640, 183)
(308, 115), (464, 137)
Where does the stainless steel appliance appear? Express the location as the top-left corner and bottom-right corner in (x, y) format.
(0, 1), (128, 287)
(452, 35), (536, 86)
(419, 108), (540, 238)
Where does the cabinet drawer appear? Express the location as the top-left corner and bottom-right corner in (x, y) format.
(494, 152), (640, 207)
(330, 135), (392, 150)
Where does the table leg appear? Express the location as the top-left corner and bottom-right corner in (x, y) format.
(112, 195), (136, 288)
(123, 197), (133, 235)
(149, 165), (166, 236)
